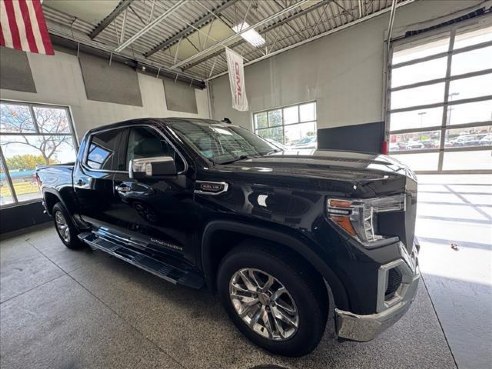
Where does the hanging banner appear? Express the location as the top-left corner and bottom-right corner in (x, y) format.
(225, 48), (248, 111)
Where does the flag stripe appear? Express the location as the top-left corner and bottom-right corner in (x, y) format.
(32, 0), (53, 55)
(3, 0), (22, 50)
(0, 1), (13, 48)
(0, 0), (53, 55)
(12, 0), (30, 51)
(18, 0), (39, 53)
(25, 0), (45, 54)
(0, 23), (6, 47)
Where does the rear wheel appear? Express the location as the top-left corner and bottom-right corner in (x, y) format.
(217, 242), (328, 357)
(52, 202), (84, 249)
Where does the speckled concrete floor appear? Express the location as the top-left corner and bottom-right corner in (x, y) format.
(1, 225), (456, 369)
(416, 175), (492, 369)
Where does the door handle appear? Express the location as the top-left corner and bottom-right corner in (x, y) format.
(115, 184), (131, 193)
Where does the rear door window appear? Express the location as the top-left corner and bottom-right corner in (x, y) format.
(86, 130), (121, 170)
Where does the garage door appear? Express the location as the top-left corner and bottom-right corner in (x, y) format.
(387, 20), (492, 174)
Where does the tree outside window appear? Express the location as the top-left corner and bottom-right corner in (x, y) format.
(0, 102), (77, 206)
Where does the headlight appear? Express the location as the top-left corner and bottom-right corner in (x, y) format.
(326, 194), (406, 248)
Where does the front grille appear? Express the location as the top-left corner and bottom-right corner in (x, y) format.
(385, 268), (402, 300)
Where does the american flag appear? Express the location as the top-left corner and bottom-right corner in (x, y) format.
(0, 0), (54, 55)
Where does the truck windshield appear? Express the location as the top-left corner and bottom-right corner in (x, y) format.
(169, 121), (281, 164)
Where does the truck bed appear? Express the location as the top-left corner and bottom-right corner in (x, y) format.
(36, 163), (75, 191)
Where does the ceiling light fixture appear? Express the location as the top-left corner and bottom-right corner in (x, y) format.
(232, 22), (265, 47)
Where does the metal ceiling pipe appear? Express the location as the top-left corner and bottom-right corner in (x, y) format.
(90, 0), (134, 39)
(182, 0), (332, 71)
(115, 0), (189, 52)
(386, 0), (398, 57)
(144, 0), (240, 58)
(170, 0), (312, 70)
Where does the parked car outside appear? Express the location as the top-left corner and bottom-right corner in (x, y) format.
(421, 139), (439, 149)
(389, 142), (400, 152)
(290, 136), (317, 149)
(405, 140), (425, 150)
(479, 134), (492, 146)
(446, 134), (484, 147)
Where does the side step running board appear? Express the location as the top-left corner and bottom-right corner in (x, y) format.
(78, 232), (204, 289)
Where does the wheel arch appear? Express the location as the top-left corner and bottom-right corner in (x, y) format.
(43, 189), (65, 216)
(201, 220), (350, 311)
(42, 188), (86, 230)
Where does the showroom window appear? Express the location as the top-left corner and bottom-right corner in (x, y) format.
(387, 21), (492, 173)
(0, 101), (78, 207)
(253, 102), (317, 149)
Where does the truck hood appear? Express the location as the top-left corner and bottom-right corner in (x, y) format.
(217, 150), (414, 183)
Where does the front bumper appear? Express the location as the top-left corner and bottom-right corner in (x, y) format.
(335, 241), (420, 342)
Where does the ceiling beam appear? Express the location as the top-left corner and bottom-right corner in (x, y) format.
(115, 0), (188, 53)
(182, 0), (331, 71)
(144, 0), (240, 58)
(89, 0), (134, 39)
(171, 0), (312, 71)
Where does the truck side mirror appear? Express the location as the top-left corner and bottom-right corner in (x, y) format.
(129, 156), (177, 179)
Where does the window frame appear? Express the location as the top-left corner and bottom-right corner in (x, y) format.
(252, 101), (317, 145)
(385, 16), (492, 174)
(0, 100), (78, 208)
(84, 129), (122, 171)
(81, 123), (189, 175)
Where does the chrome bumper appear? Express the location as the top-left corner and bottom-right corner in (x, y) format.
(335, 241), (420, 342)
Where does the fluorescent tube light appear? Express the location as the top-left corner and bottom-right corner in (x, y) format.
(232, 22), (265, 47)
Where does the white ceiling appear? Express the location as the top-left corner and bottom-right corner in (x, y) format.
(44, 0), (120, 24)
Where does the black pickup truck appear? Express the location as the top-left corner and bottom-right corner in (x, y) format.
(36, 118), (420, 356)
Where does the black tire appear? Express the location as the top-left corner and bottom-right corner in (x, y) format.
(52, 202), (84, 250)
(217, 242), (328, 357)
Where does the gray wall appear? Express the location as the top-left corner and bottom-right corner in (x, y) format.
(0, 49), (210, 139)
(78, 52), (143, 107)
(163, 78), (198, 114)
(0, 47), (36, 93)
(209, 0), (483, 131)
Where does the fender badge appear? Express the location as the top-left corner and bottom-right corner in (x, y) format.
(195, 181), (229, 195)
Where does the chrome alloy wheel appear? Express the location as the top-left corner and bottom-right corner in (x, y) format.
(229, 268), (299, 341)
(55, 210), (71, 243)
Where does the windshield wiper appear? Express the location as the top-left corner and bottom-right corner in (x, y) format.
(220, 149), (281, 164)
(219, 155), (251, 165)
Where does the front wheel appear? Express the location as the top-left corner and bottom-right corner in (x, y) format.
(52, 202), (84, 249)
(217, 243), (328, 357)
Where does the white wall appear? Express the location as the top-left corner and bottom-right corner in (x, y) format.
(0, 50), (210, 140)
(209, 0), (484, 131)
